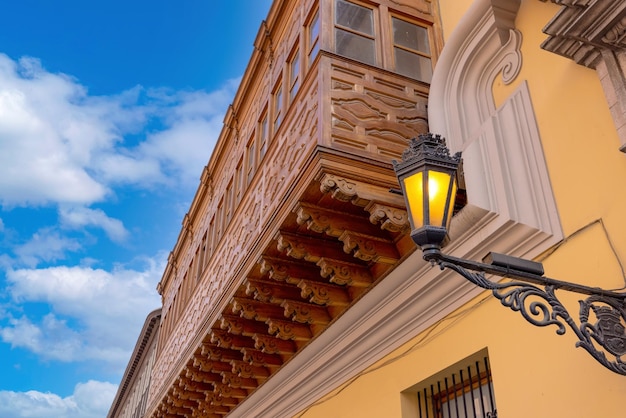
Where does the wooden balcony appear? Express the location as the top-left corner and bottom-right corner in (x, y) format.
(146, 51), (430, 417)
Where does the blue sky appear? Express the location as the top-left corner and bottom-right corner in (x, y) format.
(0, 1), (272, 416)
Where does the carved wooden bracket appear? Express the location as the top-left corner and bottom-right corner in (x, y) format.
(316, 257), (373, 287)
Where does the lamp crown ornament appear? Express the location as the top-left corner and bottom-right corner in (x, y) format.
(392, 133), (461, 173)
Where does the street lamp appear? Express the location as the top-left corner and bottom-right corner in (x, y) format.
(393, 133), (626, 376)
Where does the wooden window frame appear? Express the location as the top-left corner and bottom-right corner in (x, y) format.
(272, 79), (283, 135)
(288, 44), (301, 104)
(390, 14), (434, 83)
(258, 108), (269, 161)
(306, 7), (320, 68)
(333, 0), (378, 66)
(246, 133), (256, 184)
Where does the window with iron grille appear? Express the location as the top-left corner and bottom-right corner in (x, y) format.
(407, 351), (497, 418)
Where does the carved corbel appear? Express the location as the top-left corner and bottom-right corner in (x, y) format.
(232, 297), (287, 322)
(241, 348), (284, 366)
(316, 258), (373, 287)
(338, 231), (400, 264)
(253, 334), (297, 355)
(296, 279), (350, 306)
(246, 278), (303, 303)
(210, 330), (256, 350)
(220, 372), (258, 389)
(365, 201), (409, 232)
(220, 314), (269, 336)
(230, 360), (271, 378)
(265, 318), (313, 341)
(280, 299), (331, 324)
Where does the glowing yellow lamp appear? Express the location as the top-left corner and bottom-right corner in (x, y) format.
(393, 134), (461, 249)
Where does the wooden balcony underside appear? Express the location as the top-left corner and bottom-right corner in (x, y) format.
(151, 150), (417, 417)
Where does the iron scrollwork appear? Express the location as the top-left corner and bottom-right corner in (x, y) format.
(435, 255), (626, 376)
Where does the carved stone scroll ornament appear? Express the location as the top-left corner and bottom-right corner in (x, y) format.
(540, 0), (626, 152)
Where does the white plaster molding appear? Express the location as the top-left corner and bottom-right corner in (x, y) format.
(428, 0), (522, 149)
(229, 1), (563, 416)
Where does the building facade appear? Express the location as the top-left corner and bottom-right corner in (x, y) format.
(110, 0), (626, 417)
(108, 309), (161, 418)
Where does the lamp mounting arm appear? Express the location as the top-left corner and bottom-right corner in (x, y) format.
(423, 247), (626, 376)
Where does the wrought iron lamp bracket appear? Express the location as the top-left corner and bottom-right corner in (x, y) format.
(423, 248), (626, 376)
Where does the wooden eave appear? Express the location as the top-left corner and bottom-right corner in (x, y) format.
(149, 143), (418, 417)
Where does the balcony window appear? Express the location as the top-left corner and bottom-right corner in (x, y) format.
(307, 8), (320, 66)
(236, 157), (244, 204)
(246, 134), (256, 184)
(273, 80), (283, 133)
(259, 111), (269, 160)
(334, 0), (376, 66)
(392, 17), (432, 83)
(289, 47), (300, 103)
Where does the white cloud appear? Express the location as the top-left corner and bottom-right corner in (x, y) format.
(0, 53), (236, 208)
(59, 206), (128, 243)
(1, 254), (164, 366)
(0, 380), (117, 418)
(13, 228), (82, 267)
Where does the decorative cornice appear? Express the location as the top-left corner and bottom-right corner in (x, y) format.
(541, 0), (626, 68)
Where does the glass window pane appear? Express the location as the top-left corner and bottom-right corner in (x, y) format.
(393, 17), (430, 54)
(336, 29), (376, 65)
(395, 47), (432, 82)
(402, 172), (423, 229)
(336, 0), (373, 36)
(310, 10), (320, 46)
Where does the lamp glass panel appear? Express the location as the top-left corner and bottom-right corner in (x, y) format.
(402, 171), (424, 229)
(445, 178), (457, 229)
(427, 170), (454, 227)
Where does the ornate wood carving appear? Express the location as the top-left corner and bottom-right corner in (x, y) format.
(266, 318), (313, 341)
(365, 202), (409, 232)
(147, 5), (432, 415)
(245, 278), (303, 303)
(253, 334), (297, 355)
(232, 297), (287, 322)
(200, 345), (243, 362)
(259, 256), (323, 284)
(210, 330), (256, 350)
(296, 280), (350, 306)
(192, 356), (232, 374)
(318, 173), (405, 208)
(295, 202), (385, 237)
(338, 231), (399, 264)
(212, 383), (248, 399)
(219, 314), (268, 337)
(276, 232), (356, 263)
(204, 393), (239, 407)
(281, 299), (331, 324)
(220, 373), (258, 390)
(241, 348), (284, 367)
(230, 360), (271, 378)
(316, 258), (373, 287)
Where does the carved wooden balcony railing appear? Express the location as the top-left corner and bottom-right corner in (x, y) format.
(146, 49), (430, 417)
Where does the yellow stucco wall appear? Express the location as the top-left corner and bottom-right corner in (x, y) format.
(298, 291), (626, 418)
(298, 0), (626, 417)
